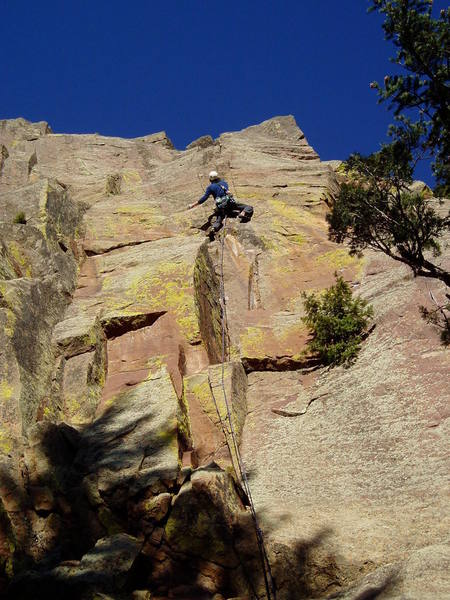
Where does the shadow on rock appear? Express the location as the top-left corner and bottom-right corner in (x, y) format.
(3, 377), (182, 599)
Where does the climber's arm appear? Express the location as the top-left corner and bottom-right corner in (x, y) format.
(188, 185), (212, 210)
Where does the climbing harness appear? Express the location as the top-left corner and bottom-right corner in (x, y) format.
(207, 218), (277, 600)
(215, 183), (233, 210)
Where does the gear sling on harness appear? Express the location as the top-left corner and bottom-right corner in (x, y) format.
(215, 183), (233, 209)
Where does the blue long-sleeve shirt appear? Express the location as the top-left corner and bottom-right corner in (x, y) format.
(198, 180), (229, 205)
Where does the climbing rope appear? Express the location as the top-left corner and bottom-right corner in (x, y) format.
(207, 218), (277, 600)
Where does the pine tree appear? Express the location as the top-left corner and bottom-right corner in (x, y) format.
(328, 1), (450, 286)
(369, 0), (450, 193)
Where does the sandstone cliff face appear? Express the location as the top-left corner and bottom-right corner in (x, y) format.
(0, 116), (448, 599)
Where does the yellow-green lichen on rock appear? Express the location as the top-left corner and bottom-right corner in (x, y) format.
(121, 169), (142, 190)
(275, 318), (308, 347)
(86, 203), (166, 241)
(268, 197), (324, 228)
(177, 380), (192, 451)
(0, 322), (22, 454)
(56, 237), (203, 370)
(3, 309), (16, 339)
(0, 381), (13, 402)
(144, 355), (167, 379)
(239, 326), (270, 359)
(315, 248), (361, 270)
(53, 314), (104, 360)
(0, 243), (19, 280)
(239, 315), (310, 369)
(0, 426), (13, 455)
(126, 260), (199, 342)
(193, 243), (223, 363)
(60, 348), (107, 426)
(184, 374), (216, 421)
(6, 241), (32, 278)
(38, 179), (85, 246)
(184, 362), (247, 460)
(286, 233), (306, 246)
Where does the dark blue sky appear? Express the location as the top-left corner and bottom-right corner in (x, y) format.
(1, 1), (446, 185)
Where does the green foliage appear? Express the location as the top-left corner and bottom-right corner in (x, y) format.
(302, 275), (373, 367)
(328, 147), (450, 286)
(369, 1), (450, 192)
(329, 2), (450, 343)
(12, 212), (26, 225)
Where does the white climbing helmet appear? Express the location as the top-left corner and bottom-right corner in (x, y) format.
(209, 170), (219, 181)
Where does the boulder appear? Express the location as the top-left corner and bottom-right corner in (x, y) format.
(0, 118), (51, 142)
(73, 371), (183, 520)
(408, 179), (434, 198)
(155, 465), (257, 598)
(9, 534), (142, 600)
(180, 470), (241, 557)
(186, 135), (215, 150)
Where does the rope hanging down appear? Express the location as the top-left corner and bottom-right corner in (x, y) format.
(207, 219), (277, 600)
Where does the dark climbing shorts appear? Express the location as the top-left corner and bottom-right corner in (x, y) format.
(212, 200), (253, 232)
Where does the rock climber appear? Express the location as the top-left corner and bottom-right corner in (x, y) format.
(187, 171), (253, 233)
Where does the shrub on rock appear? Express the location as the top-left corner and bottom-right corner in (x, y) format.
(12, 212), (26, 224)
(302, 275), (373, 366)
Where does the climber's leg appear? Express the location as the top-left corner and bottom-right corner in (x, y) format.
(233, 201), (253, 221)
(212, 209), (225, 232)
(199, 212), (215, 231)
